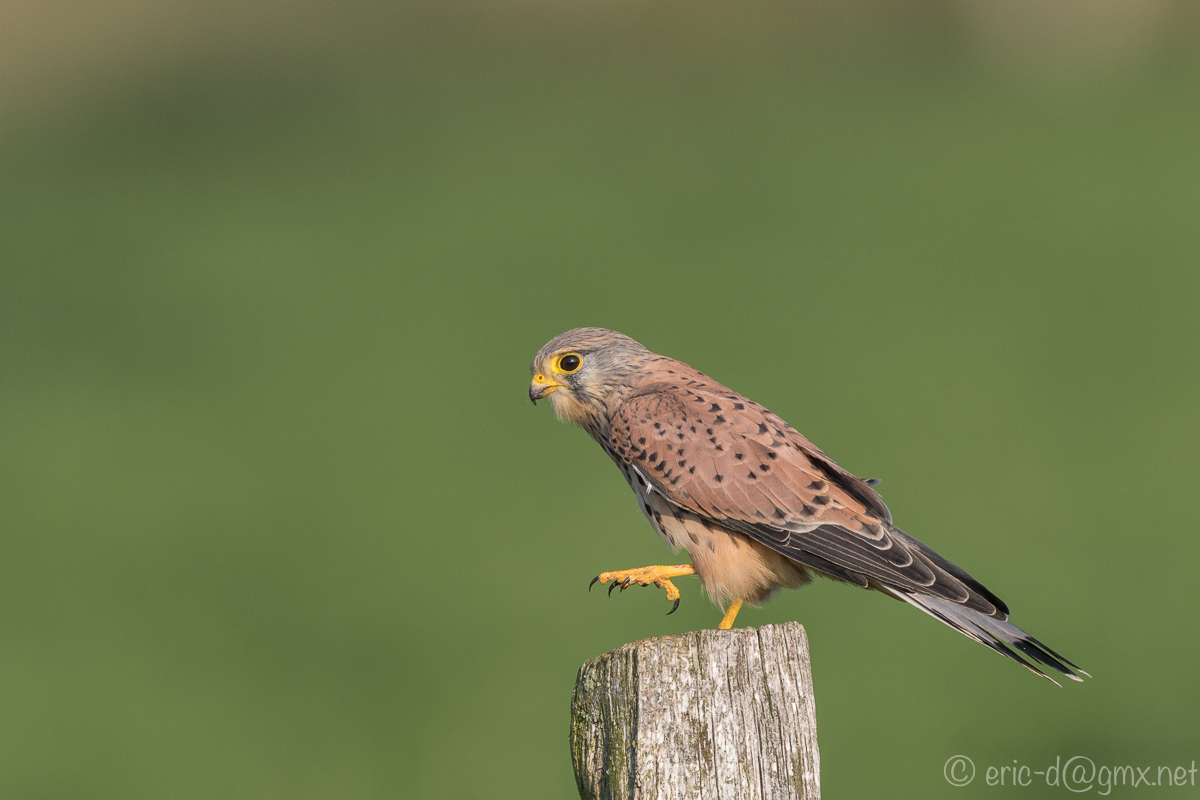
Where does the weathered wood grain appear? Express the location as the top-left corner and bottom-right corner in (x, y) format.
(570, 622), (819, 800)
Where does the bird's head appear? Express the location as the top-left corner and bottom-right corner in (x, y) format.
(530, 327), (652, 433)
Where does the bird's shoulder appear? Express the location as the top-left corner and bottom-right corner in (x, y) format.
(607, 369), (892, 529)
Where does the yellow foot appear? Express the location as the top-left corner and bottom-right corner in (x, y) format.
(590, 564), (697, 615)
(718, 599), (744, 630)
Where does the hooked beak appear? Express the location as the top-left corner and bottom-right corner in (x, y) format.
(529, 373), (563, 404)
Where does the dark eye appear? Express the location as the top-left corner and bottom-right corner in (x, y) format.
(557, 353), (582, 373)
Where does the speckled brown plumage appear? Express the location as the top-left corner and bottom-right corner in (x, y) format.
(530, 327), (1086, 684)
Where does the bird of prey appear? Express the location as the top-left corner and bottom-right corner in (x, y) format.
(529, 327), (1087, 684)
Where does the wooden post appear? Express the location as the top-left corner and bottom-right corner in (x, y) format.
(570, 622), (820, 800)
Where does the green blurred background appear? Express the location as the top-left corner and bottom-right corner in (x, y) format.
(2, 1), (1198, 797)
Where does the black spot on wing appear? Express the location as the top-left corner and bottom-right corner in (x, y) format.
(805, 454), (892, 522)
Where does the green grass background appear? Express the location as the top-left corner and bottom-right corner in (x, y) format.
(1, 3), (1198, 798)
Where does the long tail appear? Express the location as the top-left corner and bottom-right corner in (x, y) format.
(886, 589), (1089, 686)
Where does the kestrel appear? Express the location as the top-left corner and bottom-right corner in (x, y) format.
(530, 328), (1087, 684)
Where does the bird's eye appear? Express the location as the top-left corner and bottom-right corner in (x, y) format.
(557, 353), (582, 373)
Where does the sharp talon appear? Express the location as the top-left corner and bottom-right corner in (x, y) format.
(620, 577), (633, 590)
(667, 598), (680, 615)
(608, 581), (618, 597)
(589, 576), (600, 591)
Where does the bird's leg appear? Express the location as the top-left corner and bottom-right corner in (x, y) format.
(717, 599), (744, 630)
(590, 564), (696, 615)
